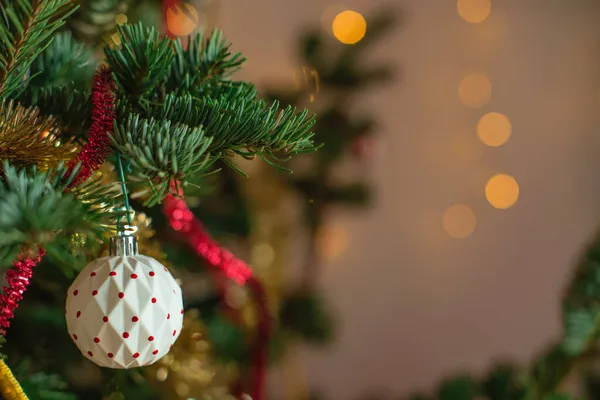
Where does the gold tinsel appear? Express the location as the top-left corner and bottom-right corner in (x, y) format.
(145, 311), (238, 400)
(0, 100), (77, 170)
(0, 359), (28, 400)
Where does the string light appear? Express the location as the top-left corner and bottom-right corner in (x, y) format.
(485, 174), (519, 209)
(332, 10), (367, 44)
(443, 204), (477, 239)
(458, 73), (491, 108)
(166, 3), (199, 37)
(477, 112), (511, 147)
(457, 0), (492, 23)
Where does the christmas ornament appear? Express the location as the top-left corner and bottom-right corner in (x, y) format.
(66, 235), (184, 369)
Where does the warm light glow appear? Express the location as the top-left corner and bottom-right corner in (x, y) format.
(485, 174), (519, 209)
(477, 112), (511, 147)
(458, 73), (491, 108)
(457, 0), (491, 23)
(443, 204), (477, 239)
(332, 10), (367, 44)
(166, 3), (199, 37)
(115, 13), (127, 25)
(251, 243), (275, 266)
(316, 225), (348, 259)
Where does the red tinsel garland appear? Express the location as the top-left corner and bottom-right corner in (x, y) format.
(163, 194), (253, 284)
(0, 66), (116, 336)
(67, 65), (116, 186)
(163, 194), (269, 400)
(0, 248), (46, 335)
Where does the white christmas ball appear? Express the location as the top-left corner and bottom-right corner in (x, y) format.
(65, 254), (184, 368)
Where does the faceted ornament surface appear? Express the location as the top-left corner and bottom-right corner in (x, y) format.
(66, 255), (184, 369)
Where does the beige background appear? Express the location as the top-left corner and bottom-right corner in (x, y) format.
(217, 0), (600, 398)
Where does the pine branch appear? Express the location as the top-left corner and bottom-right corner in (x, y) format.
(29, 30), (97, 88)
(147, 91), (318, 157)
(0, 162), (123, 267)
(104, 22), (173, 104)
(17, 84), (92, 139)
(0, 0), (78, 98)
(110, 114), (214, 205)
(167, 29), (246, 94)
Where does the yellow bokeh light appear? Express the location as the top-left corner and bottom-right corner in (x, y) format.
(115, 13), (128, 25)
(443, 204), (477, 239)
(166, 3), (199, 37)
(457, 0), (491, 23)
(485, 174), (519, 209)
(458, 73), (491, 108)
(477, 112), (511, 147)
(332, 10), (367, 45)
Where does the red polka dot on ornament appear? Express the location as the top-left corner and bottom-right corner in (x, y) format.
(109, 271), (117, 276)
(94, 337), (100, 343)
(131, 273), (138, 279)
(73, 290), (78, 296)
(152, 350), (158, 355)
(132, 316), (138, 322)
(149, 271), (155, 277)
(118, 292), (124, 298)
(173, 330), (176, 336)
(76, 311), (81, 318)
(123, 332), (129, 338)
(92, 290), (98, 296)
(151, 298), (157, 303)
(167, 313), (170, 320)
(133, 352), (139, 359)
(108, 353), (114, 358)
(180, 309), (184, 314)
(73, 334), (78, 340)
(103, 316), (109, 322)
(163, 267), (168, 272)
(90, 272), (96, 277)
(88, 351), (93, 357)
(148, 336), (154, 341)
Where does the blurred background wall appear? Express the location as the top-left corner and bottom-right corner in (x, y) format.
(218, 0), (600, 398)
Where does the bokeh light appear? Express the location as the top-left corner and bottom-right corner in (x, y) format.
(458, 73), (491, 108)
(443, 204), (477, 239)
(477, 112), (511, 147)
(332, 10), (367, 45)
(115, 13), (128, 25)
(485, 174), (519, 209)
(457, 0), (492, 23)
(166, 3), (199, 37)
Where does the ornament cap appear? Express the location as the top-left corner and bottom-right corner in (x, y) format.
(109, 235), (138, 256)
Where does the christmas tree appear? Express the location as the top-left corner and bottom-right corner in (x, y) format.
(0, 0), (318, 399)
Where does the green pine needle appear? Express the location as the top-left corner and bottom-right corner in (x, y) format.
(0, 0), (78, 98)
(0, 162), (124, 268)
